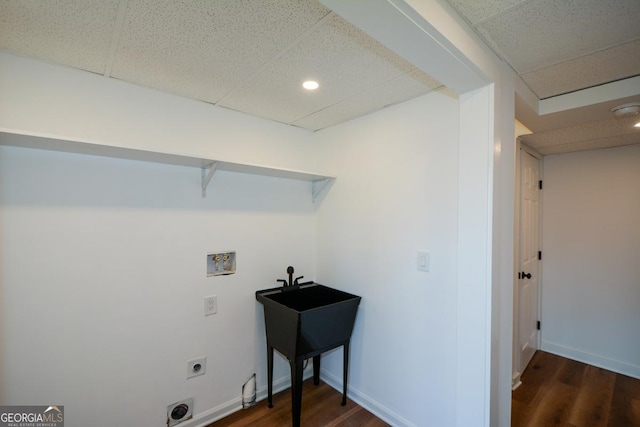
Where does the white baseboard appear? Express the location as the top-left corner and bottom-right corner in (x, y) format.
(180, 367), (417, 427)
(182, 370), (314, 427)
(320, 370), (416, 427)
(541, 340), (640, 379)
(511, 371), (522, 391)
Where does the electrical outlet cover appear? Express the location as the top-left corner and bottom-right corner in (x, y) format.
(187, 357), (206, 379)
(204, 295), (217, 316)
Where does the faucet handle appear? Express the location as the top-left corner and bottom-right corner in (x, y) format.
(294, 276), (304, 285)
(277, 279), (288, 287)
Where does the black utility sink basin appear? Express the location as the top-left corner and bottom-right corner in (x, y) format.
(256, 282), (361, 427)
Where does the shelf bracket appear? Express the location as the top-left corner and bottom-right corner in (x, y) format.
(312, 178), (333, 203)
(201, 162), (218, 197)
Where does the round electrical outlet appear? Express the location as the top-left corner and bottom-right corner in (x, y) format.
(167, 398), (193, 427)
(187, 357), (206, 379)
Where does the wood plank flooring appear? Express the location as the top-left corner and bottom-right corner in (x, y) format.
(512, 351), (640, 427)
(207, 379), (389, 427)
(207, 351), (640, 426)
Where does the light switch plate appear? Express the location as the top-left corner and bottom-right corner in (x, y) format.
(417, 251), (430, 272)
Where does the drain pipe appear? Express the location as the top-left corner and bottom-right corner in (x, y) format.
(242, 374), (256, 408)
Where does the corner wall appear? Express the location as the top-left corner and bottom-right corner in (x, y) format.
(541, 144), (640, 378)
(320, 2), (521, 424)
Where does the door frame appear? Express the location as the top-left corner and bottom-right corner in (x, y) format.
(512, 139), (543, 389)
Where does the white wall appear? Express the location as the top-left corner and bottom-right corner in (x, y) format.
(322, 2), (522, 424)
(353, 3), (525, 424)
(314, 90), (460, 426)
(541, 144), (640, 378)
(0, 144), (316, 427)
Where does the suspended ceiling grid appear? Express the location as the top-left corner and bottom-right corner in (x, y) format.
(1, 0), (639, 153)
(0, 0), (443, 132)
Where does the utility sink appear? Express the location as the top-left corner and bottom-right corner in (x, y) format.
(256, 283), (361, 360)
(256, 282), (361, 427)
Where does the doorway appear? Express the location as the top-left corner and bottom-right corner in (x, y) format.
(513, 143), (542, 389)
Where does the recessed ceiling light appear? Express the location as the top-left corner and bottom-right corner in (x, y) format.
(302, 80), (319, 90)
(610, 102), (640, 118)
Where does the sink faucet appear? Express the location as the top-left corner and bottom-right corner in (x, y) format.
(277, 266), (300, 287)
(287, 266), (294, 286)
(277, 266), (308, 287)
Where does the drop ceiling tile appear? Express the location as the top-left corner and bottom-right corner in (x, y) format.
(476, 0), (640, 73)
(522, 40), (640, 99)
(520, 117), (640, 148)
(519, 116), (640, 155)
(218, 12), (420, 126)
(0, 0), (120, 73)
(293, 71), (443, 131)
(446, 0), (528, 25)
(533, 134), (640, 155)
(110, 0), (330, 104)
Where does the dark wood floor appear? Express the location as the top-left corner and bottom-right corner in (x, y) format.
(207, 379), (390, 427)
(207, 351), (640, 427)
(512, 351), (640, 427)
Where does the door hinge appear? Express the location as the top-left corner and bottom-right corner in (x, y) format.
(538, 180), (543, 190)
(537, 320), (541, 330)
(538, 251), (542, 260)
(518, 272), (521, 279)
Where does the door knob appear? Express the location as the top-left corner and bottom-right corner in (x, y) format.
(521, 272), (532, 279)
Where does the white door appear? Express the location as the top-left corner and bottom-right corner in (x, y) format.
(518, 150), (541, 374)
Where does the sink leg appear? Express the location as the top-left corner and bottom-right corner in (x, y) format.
(313, 355), (321, 385)
(290, 359), (304, 427)
(267, 345), (274, 408)
(342, 343), (350, 406)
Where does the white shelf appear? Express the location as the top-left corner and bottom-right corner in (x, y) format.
(0, 130), (335, 202)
